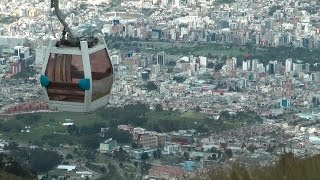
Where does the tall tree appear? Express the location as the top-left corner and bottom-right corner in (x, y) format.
(141, 152), (149, 161)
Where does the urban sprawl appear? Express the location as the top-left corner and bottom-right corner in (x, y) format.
(0, 0), (320, 179)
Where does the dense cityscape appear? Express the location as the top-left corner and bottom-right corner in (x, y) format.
(1, 0), (320, 179)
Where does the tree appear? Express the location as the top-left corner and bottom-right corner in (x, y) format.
(0, 153), (37, 179)
(84, 151), (95, 161)
(167, 68), (174, 73)
(153, 149), (162, 159)
(219, 111), (230, 120)
(206, 62), (214, 69)
(245, 42), (254, 50)
(173, 76), (186, 83)
(80, 135), (103, 149)
(214, 63), (224, 71)
(155, 104), (163, 111)
(119, 162), (124, 168)
(132, 142), (139, 149)
(66, 154), (73, 160)
(212, 153), (217, 160)
(266, 145), (275, 153)
(1, 121), (23, 133)
(183, 152), (190, 160)
(141, 152), (149, 161)
(210, 147), (219, 153)
(168, 61), (176, 66)
(101, 166), (107, 173)
(80, 122), (107, 135)
(28, 149), (63, 172)
(115, 147), (127, 161)
(247, 144), (256, 153)
(145, 81), (158, 91)
(135, 47), (141, 53)
(105, 128), (132, 144)
(225, 149), (233, 158)
(195, 156), (202, 161)
(195, 106), (201, 112)
(269, 5), (282, 16)
(141, 161), (151, 175)
(67, 125), (79, 135)
(4, 142), (19, 150)
(216, 0), (235, 4)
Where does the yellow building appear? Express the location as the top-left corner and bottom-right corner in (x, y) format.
(13, 9), (20, 17)
(28, 9), (37, 17)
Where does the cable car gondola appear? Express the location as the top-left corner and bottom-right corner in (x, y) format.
(40, 0), (114, 113)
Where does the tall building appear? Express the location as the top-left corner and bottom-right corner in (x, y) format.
(226, 59), (234, 72)
(293, 63), (303, 73)
(111, 54), (121, 65)
(273, 61), (281, 74)
(161, 0), (168, 6)
(157, 51), (166, 66)
(199, 56), (207, 67)
(242, 61), (248, 71)
(146, 54), (154, 66)
(246, 60), (251, 70)
(251, 59), (258, 71)
(268, 62), (275, 74)
(257, 63), (265, 73)
(285, 59), (293, 72)
(264, 19), (272, 30)
(173, 0), (180, 7)
(305, 63), (310, 73)
(152, 64), (160, 74)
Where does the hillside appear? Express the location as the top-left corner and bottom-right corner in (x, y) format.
(208, 153), (320, 180)
(0, 171), (24, 180)
(0, 153), (37, 180)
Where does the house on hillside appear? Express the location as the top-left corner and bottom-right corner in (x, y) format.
(99, 138), (117, 153)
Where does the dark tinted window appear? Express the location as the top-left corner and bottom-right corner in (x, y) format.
(45, 53), (85, 102)
(89, 49), (113, 101)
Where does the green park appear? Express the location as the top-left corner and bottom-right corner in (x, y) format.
(0, 103), (262, 148)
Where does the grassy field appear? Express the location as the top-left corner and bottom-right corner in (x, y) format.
(2, 111), (106, 143)
(1, 107), (261, 146)
(2, 110), (207, 143)
(142, 41), (245, 57)
(181, 111), (207, 119)
(193, 47), (243, 57)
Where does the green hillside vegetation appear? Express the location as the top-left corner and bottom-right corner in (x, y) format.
(208, 153), (320, 180)
(0, 16), (19, 24)
(0, 153), (37, 179)
(251, 46), (320, 67)
(105, 36), (246, 57)
(0, 104), (262, 148)
(216, 0), (235, 4)
(0, 172), (23, 180)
